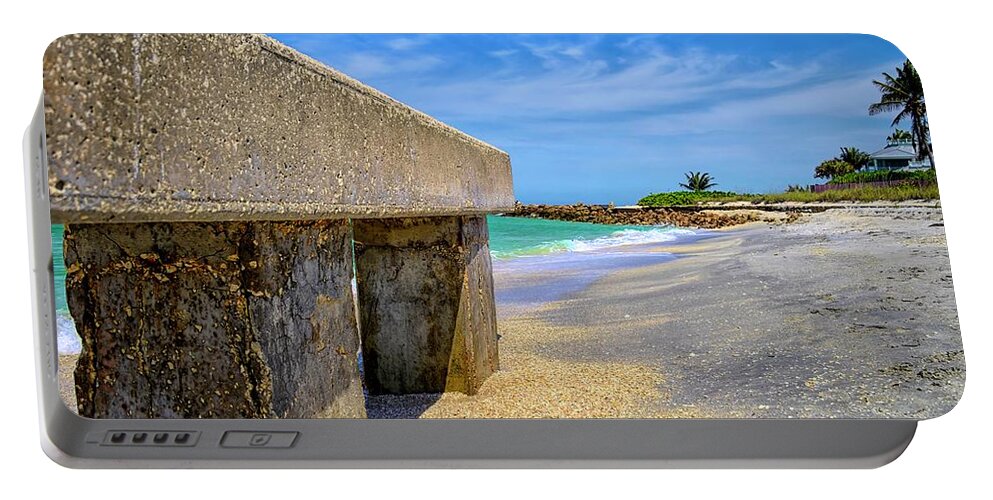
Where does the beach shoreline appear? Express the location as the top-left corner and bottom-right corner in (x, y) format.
(366, 206), (963, 419)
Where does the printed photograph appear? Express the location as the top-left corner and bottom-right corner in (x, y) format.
(46, 34), (963, 419)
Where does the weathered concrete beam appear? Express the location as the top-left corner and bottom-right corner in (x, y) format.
(43, 34), (514, 223)
(354, 216), (499, 395)
(47, 34), (513, 414)
(64, 220), (365, 418)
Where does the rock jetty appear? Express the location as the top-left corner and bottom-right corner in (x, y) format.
(507, 202), (800, 229)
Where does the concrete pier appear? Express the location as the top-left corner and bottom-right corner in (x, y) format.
(354, 216), (499, 395)
(44, 34), (514, 418)
(64, 220), (366, 418)
(43, 34), (513, 223)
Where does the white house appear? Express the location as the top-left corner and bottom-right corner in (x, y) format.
(866, 138), (933, 170)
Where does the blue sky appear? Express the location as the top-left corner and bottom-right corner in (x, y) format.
(272, 34), (908, 204)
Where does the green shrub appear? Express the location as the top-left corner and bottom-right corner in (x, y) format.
(828, 168), (936, 184)
(637, 190), (740, 207)
(639, 180), (940, 207)
(742, 184), (940, 203)
(814, 159), (855, 179)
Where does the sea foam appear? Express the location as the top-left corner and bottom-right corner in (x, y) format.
(57, 314), (81, 354)
(491, 226), (696, 259)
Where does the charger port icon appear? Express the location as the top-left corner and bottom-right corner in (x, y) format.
(249, 434), (272, 446)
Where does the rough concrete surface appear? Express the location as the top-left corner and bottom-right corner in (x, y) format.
(354, 216), (499, 395)
(43, 34), (514, 223)
(65, 220), (365, 418)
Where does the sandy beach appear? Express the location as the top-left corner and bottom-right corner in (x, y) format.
(368, 206), (963, 419)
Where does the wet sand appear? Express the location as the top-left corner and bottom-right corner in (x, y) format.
(369, 206), (963, 418)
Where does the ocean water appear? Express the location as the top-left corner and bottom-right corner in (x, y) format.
(487, 215), (696, 259)
(488, 215), (698, 305)
(51, 224), (80, 354)
(51, 217), (698, 353)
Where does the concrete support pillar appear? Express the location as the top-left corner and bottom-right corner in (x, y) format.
(64, 220), (366, 419)
(353, 215), (499, 395)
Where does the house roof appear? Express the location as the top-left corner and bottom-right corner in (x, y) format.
(870, 144), (919, 160)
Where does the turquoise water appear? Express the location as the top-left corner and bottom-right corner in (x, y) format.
(52, 225), (68, 315)
(487, 215), (695, 259)
(51, 224), (80, 353)
(51, 217), (696, 353)
(487, 215), (698, 305)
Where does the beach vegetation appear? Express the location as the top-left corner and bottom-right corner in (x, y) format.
(814, 159), (855, 179)
(638, 183), (939, 206)
(740, 183), (940, 203)
(637, 190), (739, 206)
(828, 168), (936, 185)
(837, 147), (872, 171)
(887, 129), (912, 142)
(869, 59), (933, 167)
(678, 171), (718, 192)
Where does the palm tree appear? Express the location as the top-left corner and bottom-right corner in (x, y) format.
(837, 147), (871, 171)
(679, 171), (717, 192)
(814, 159), (854, 180)
(869, 60), (934, 167)
(887, 129), (912, 143)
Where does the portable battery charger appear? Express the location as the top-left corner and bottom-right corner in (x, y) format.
(26, 33), (961, 467)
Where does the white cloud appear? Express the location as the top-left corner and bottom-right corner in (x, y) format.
(395, 47), (833, 122)
(626, 72), (889, 136)
(385, 37), (429, 51)
(488, 49), (518, 58)
(521, 37), (602, 68)
(560, 46), (585, 58)
(340, 52), (443, 79)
